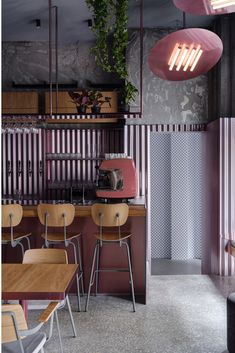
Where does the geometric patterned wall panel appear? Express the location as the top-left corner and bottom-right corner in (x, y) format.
(150, 132), (206, 260)
(171, 133), (205, 260)
(150, 133), (172, 259)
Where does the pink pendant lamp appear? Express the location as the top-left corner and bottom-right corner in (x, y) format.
(148, 28), (223, 81)
(173, 0), (235, 15)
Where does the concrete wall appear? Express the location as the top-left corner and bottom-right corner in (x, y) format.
(2, 41), (118, 90)
(2, 28), (208, 124)
(127, 29), (208, 124)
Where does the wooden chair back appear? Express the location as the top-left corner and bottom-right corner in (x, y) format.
(2, 204), (23, 228)
(23, 248), (68, 264)
(37, 204), (75, 227)
(2, 304), (28, 343)
(91, 203), (129, 227)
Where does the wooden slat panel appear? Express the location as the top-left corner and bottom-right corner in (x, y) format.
(2, 92), (38, 114)
(45, 91), (118, 114)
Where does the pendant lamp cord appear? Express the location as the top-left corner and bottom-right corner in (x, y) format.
(183, 11), (186, 29)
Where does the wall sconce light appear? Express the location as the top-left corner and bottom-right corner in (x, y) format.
(210, 0), (235, 10)
(168, 43), (203, 72)
(87, 19), (92, 28)
(35, 19), (41, 28)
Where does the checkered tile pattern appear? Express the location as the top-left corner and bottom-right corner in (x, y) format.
(150, 133), (203, 260)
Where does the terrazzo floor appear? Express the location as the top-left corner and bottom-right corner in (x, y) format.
(28, 275), (235, 353)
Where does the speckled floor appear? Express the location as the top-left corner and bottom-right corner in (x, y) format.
(28, 275), (235, 353)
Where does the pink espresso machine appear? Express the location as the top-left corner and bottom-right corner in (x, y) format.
(96, 158), (138, 200)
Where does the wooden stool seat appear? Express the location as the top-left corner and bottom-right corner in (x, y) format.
(2, 232), (31, 243)
(37, 203), (84, 311)
(85, 203), (136, 312)
(2, 204), (31, 260)
(41, 232), (81, 242)
(94, 231), (131, 242)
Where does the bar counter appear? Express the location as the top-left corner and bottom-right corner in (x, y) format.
(3, 200), (147, 304)
(22, 203), (146, 218)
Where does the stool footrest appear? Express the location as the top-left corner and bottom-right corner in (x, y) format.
(96, 268), (129, 273)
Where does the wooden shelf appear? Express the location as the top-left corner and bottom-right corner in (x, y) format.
(45, 117), (122, 124)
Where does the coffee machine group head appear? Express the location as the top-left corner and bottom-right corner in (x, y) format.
(96, 158), (138, 200)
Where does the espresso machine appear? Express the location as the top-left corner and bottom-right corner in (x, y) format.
(96, 158), (137, 200)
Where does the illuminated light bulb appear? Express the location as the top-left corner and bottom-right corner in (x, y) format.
(168, 43), (180, 65)
(168, 45), (181, 71)
(182, 44), (194, 66)
(190, 49), (203, 72)
(210, 0), (235, 9)
(176, 47), (189, 71)
(183, 48), (196, 71)
(168, 43), (203, 72)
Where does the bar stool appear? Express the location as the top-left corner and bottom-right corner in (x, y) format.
(37, 203), (84, 312)
(2, 204), (31, 260)
(85, 203), (136, 312)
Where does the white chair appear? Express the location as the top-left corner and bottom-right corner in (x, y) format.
(2, 302), (59, 353)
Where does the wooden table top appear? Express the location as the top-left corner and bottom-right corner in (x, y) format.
(2, 263), (78, 301)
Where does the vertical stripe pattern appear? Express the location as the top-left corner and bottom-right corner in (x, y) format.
(219, 118), (235, 276)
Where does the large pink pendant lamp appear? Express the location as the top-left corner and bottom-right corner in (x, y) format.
(148, 28), (223, 81)
(173, 0), (235, 15)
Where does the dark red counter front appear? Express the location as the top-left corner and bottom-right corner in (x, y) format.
(2, 204), (147, 304)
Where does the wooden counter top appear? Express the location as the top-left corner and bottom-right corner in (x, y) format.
(22, 204), (146, 218)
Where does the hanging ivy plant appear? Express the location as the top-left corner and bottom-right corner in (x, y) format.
(86, 0), (113, 72)
(86, 0), (138, 106)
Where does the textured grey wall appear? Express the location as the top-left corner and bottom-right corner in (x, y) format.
(2, 41), (118, 90)
(2, 30), (208, 124)
(127, 29), (208, 124)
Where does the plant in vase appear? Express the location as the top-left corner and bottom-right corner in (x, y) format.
(86, 0), (138, 112)
(68, 90), (91, 113)
(119, 81), (138, 112)
(89, 91), (111, 113)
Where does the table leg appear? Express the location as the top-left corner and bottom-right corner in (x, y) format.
(20, 300), (28, 320)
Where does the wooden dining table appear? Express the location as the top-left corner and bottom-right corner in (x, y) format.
(2, 263), (78, 318)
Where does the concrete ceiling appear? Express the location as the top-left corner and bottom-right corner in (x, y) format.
(2, 0), (215, 43)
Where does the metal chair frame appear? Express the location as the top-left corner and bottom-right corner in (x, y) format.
(85, 204), (136, 312)
(37, 204), (84, 312)
(2, 303), (60, 353)
(2, 204), (31, 260)
(23, 249), (78, 341)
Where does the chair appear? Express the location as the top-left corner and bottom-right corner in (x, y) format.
(37, 203), (84, 311)
(2, 204), (31, 260)
(23, 248), (77, 338)
(2, 301), (59, 353)
(85, 203), (136, 312)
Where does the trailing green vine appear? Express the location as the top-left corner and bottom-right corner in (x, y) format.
(86, 0), (113, 72)
(86, 0), (138, 106)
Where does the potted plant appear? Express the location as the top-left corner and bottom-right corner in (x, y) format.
(89, 90), (111, 113)
(68, 90), (91, 113)
(119, 81), (138, 112)
(86, 0), (138, 112)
